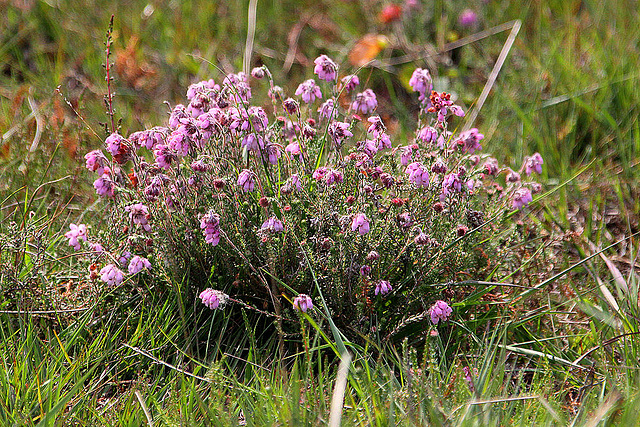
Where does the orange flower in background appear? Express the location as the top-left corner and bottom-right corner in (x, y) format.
(348, 34), (389, 67)
(378, 3), (402, 24)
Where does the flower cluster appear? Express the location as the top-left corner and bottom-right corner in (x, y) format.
(75, 54), (543, 341)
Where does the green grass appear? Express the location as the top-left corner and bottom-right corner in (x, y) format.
(2, 0), (640, 424)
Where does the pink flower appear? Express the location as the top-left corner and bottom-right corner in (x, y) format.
(405, 162), (430, 188)
(428, 91), (465, 122)
(200, 210), (221, 245)
(282, 174), (302, 194)
(153, 144), (177, 169)
(367, 116), (385, 136)
(295, 79), (323, 104)
(351, 213), (371, 235)
(430, 300), (453, 324)
(351, 89), (378, 114)
(328, 121), (353, 148)
(128, 255), (151, 274)
(512, 187), (533, 209)
(456, 128), (484, 154)
(65, 223), (87, 250)
(237, 169), (256, 193)
(524, 152), (544, 176)
(375, 280), (392, 296)
(105, 133), (126, 156)
(293, 294), (313, 312)
(167, 129), (190, 157)
(417, 126), (438, 144)
(100, 264), (124, 286)
(409, 68), (432, 99)
(125, 203), (151, 232)
(93, 172), (115, 198)
(261, 217), (284, 233)
(341, 74), (360, 92)
(199, 288), (229, 310)
(318, 98), (338, 120)
(85, 150), (108, 175)
(458, 9), (478, 28)
(313, 55), (338, 82)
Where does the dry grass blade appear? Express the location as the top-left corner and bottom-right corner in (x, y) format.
(462, 20), (521, 132)
(134, 390), (154, 427)
(328, 351), (352, 427)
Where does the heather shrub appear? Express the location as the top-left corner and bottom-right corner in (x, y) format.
(70, 58), (543, 343)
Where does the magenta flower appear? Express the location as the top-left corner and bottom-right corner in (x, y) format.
(85, 150), (108, 175)
(153, 144), (177, 169)
(282, 174), (302, 194)
(94, 172), (115, 198)
(283, 98), (300, 115)
(367, 250), (380, 261)
(241, 133), (266, 152)
(512, 187), (533, 209)
(318, 98), (338, 120)
(442, 172), (463, 195)
(351, 213), (371, 235)
(125, 203), (151, 232)
(312, 166), (328, 182)
(169, 104), (189, 129)
(105, 133), (126, 156)
(341, 74), (360, 92)
(506, 169), (521, 183)
(295, 79), (323, 104)
(293, 294), (313, 312)
(458, 9), (478, 28)
(375, 280), (392, 296)
(351, 89), (378, 114)
(328, 121), (353, 149)
(313, 54), (338, 82)
(524, 152), (544, 176)
(167, 129), (190, 157)
(409, 68), (432, 100)
(430, 300), (453, 324)
(429, 91), (465, 122)
(324, 169), (344, 186)
(405, 162), (430, 188)
(237, 169), (256, 193)
(128, 255), (151, 274)
(456, 128), (484, 154)
(431, 158), (448, 174)
(199, 288), (229, 310)
(200, 210), (221, 245)
(65, 223), (88, 250)
(417, 126), (438, 144)
(223, 72), (252, 103)
(367, 116), (385, 136)
(100, 264), (124, 287)
(362, 140), (378, 158)
(186, 79), (217, 100)
(483, 158), (499, 176)
(261, 217), (284, 233)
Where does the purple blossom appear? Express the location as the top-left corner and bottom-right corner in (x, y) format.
(90, 242), (104, 252)
(328, 121), (353, 149)
(431, 158), (448, 174)
(398, 212), (413, 229)
(324, 169), (344, 186)
(251, 67), (265, 79)
(366, 251), (380, 261)
(94, 172), (115, 198)
(241, 133), (266, 152)
(283, 98), (299, 115)
(237, 169), (256, 192)
(458, 9), (478, 28)
(417, 126), (438, 144)
(229, 106), (268, 133)
(293, 294), (313, 312)
(341, 74), (360, 92)
(261, 217), (284, 233)
(187, 79), (217, 100)
(512, 187), (533, 209)
(128, 255), (151, 274)
(409, 68), (433, 100)
(285, 142), (303, 162)
(442, 172), (463, 195)
(191, 159), (211, 172)
(400, 145), (416, 166)
(167, 129), (190, 157)
(367, 116), (385, 136)
(85, 150), (108, 175)
(105, 133), (126, 156)
(376, 133), (392, 151)
(65, 223), (87, 250)
(362, 140), (378, 158)
(313, 54), (338, 82)
(428, 91), (465, 122)
(375, 280), (392, 296)
(125, 203), (151, 232)
(351, 213), (371, 235)
(430, 300), (453, 324)
(100, 264), (124, 287)
(264, 144), (281, 165)
(223, 72), (251, 103)
(506, 169), (521, 183)
(312, 166), (328, 182)
(360, 265), (371, 276)
(282, 174), (302, 194)
(483, 158), (499, 176)
(200, 210), (221, 245)
(351, 89), (378, 114)
(524, 153), (544, 176)
(405, 162), (430, 188)
(153, 144), (176, 169)
(295, 79), (322, 104)
(318, 98), (338, 120)
(197, 109), (223, 140)
(456, 128), (484, 154)
(169, 104), (189, 130)
(199, 288), (229, 310)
